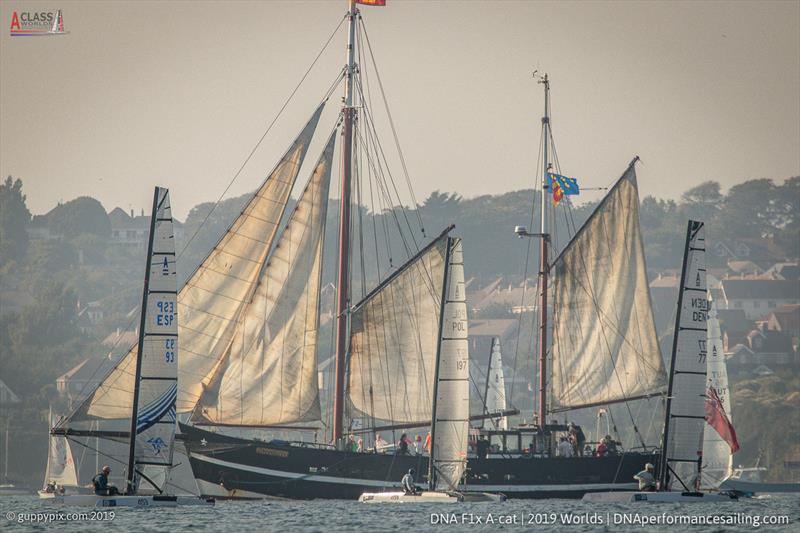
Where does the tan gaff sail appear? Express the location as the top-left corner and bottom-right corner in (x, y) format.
(78, 104), (325, 421)
(551, 165), (666, 411)
(663, 220), (707, 491)
(194, 131), (335, 425)
(347, 233), (449, 424)
(431, 238), (469, 492)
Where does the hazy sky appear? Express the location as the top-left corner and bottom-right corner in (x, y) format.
(1, 0), (798, 219)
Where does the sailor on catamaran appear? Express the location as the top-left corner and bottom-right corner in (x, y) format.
(401, 469), (418, 495)
(634, 463), (657, 492)
(92, 466), (119, 496)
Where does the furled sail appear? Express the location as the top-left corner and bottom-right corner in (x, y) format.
(43, 412), (78, 488)
(193, 131), (335, 425)
(700, 299), (733, 489)
(430, 238), (469, 492)
(551, 163), (667, 411)
(662, 220), (707, 491)
(484, 338), (508, 430)
(70, 105), (324, 422)
(131, 187), (179, 474)
(347, 230), (451, 425)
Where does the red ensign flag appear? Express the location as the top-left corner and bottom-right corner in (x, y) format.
(705, 387), (740, 453)
(356, 0), (386, 5)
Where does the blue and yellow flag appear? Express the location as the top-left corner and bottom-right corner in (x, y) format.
(549, 173), (580, 196)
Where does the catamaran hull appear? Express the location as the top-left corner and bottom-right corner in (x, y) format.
(582, 491), (738, 503)
(54, 494), (215, 507)
(359, 491), (470, 503)
(181, 424), (657, 500)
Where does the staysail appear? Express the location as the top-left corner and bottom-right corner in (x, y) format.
(551, 163), (667, 412)
(43, 411), (78, 488)
(69, 105), (324, 422)
(701, 299), (733, 488)
(660, 220), (707, 491)
(430, 238), (469, 492)
(193, 131), (336, 425)
(347, 230), (451, 425)
(129, 187), (179, 488)
(484, 338), (508, 430)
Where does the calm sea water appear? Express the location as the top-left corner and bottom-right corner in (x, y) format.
(1, 493), (798, 532)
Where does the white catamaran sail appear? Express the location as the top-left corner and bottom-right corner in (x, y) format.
(42, 412), (78, 491)
(484, 338), (508, 430)
(551, 164), (667, 412)
(661, 220), (707, 492)
(701, 300), (733, 488)
(430, 238), (469, 492)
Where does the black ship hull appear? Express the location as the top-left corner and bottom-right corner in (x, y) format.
(181, 424), (658, 499)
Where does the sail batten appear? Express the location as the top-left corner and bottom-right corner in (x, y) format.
(193, 130), (336, 426)
(551, 164), (667, 411)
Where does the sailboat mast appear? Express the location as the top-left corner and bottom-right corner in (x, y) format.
(333, 0), (358, 443)
(537, 74), (550, 428)
(126, 186), (160, 494)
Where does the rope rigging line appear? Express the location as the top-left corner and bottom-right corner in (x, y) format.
(359, 16), (426, 240)
(176, 13), (346, 267)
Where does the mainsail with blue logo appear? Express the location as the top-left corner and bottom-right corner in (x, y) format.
(131, 187), (178, 473)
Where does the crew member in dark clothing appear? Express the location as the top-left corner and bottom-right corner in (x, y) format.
(570, 423), (587, 456)
(93, 465), (119, 496)
(476, 436), (490, 459)
(397, 433), (409, 455)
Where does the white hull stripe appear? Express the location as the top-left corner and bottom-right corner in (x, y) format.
(189, 453), (637, 492)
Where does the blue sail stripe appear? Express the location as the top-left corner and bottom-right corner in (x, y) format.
(137, 384), (176, 421)
(136, 384), (177, 432)
(137, 386), (176, 422)
(136, 395), (176, 433)
(138, 382), (177, 417)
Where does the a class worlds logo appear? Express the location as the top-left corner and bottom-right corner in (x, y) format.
(10, 9), (68, 36)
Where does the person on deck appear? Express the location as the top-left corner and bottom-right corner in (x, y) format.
(401, 468), (419, 495)
(424, 432), (431, 455)
(347, 434), (358, 452)
(557, 437), (574, 458)
(595, 439), (607, 457)
(476, 436), (490, 459)
(413, 434), (423, 455)
(92, 466), (119, 496)
(604, 435), (618, 455)
(569, 422), (586, 456)
(357, 438), (364, 452)
(397, 433), (410, 455)
(375, 434), (389, 453)
(634, 463), (657, 491)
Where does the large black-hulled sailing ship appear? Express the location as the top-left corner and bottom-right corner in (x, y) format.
(61, 0), (668, 499)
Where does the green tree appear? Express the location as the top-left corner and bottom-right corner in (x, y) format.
(718, 179), (777, 240)
(0, 176), (32, 265)
(47, 196), (111, 239)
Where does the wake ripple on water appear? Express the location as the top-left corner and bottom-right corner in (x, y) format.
(1, 494), (798, 532)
